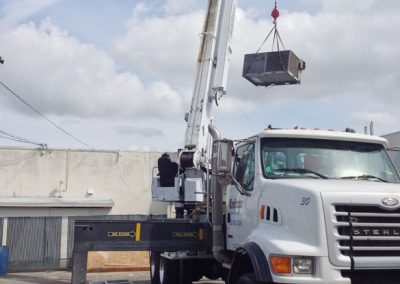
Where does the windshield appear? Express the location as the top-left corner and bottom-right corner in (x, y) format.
(261, 138), (400, 183)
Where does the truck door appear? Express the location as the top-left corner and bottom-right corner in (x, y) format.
(227, 141), (258, 250)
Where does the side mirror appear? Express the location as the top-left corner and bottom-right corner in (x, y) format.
(212, 140), (234, 185)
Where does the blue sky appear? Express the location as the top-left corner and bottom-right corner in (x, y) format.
(0, 0), (399, 151)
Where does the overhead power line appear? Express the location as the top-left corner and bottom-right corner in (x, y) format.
(0, 129), (46, 148)
(0, 81), (93, 149)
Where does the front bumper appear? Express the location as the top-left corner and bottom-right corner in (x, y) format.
(271, 256), (350, 284)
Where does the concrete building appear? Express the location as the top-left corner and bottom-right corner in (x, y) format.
(0, 146), (168, 271)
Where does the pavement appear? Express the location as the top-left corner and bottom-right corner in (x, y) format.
(0, 271), (224, 284)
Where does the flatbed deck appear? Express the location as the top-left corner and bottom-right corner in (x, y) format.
(72, 219), (212, 284)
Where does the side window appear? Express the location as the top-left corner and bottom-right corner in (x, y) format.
(234, 143), (255, 191)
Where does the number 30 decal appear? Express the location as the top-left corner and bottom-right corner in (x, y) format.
(300, 197), (311, 206)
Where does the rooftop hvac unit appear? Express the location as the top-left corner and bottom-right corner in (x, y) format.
(242, 50), (306, 87)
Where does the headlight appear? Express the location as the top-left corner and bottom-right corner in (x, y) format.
(293, 256), (314, 274)
(270, 255), (314, 275)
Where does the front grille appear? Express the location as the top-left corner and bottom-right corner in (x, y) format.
(334, 205), (400, 257)
(341, 269), (400, 284)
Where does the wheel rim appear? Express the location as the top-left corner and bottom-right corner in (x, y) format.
(150, 253), (156, 278)
(159, 257), (166, 284)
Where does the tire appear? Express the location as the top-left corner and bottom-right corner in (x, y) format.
(236, 273), (256, 284)
(176, 259), (201, 283)
(221, 267), (229, 283)
(150, 251), (160, 284)
(159, 256), (179, 284)
(192, 269), (203, 282)
(203, 261), (221, 280)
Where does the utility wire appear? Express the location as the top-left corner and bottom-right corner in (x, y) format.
(0, 81), (93, 149)
(0, 134), (42, 146)
(0, 129), (46, 148)
(0, 134), (27, 143)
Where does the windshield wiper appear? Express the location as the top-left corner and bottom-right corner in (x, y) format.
(339, 175), (388, 182)
(276, 168), (329, 179)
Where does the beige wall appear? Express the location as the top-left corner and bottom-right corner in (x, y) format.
(0, 147), (168, 217)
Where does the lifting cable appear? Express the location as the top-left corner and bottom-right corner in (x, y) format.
(244, 0), (287, 76)
(256, 1), (286, 54)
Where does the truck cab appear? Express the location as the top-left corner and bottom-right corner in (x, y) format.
(226, 129), (400, 284)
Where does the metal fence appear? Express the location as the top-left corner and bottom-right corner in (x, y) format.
(2, 215), (165, 272)
(7, 217), (62, 271)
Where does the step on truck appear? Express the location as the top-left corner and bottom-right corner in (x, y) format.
(71, 1), (400, 283)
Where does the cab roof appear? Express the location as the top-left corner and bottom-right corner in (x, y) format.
(258, 129), (388, 146)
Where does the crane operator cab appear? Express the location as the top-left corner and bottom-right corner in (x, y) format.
(152, 150), (207, 205)
(151, 153), (181, 202)
(158, 153), (178, 187)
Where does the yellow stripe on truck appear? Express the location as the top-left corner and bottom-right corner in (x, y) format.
(135, 223), (141, 241)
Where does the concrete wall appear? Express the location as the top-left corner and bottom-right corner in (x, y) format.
(0, 147), (172, 271)
(0, 147), (168, 217)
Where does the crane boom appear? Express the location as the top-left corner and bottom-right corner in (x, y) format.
(183, 0), (236, 168)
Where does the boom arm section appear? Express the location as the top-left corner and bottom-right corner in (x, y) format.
(183, 0), (236, 168)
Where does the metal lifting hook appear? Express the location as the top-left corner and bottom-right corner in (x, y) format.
(271, 1), (280, 24)
(255, 0), (285, 53)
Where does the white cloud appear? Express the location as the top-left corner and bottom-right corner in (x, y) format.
(114, 0), (400, 116)
(0, 0), (59, 29)
(0, 0), (58, 32)
(217, 96), (256, 115)
(162, 0), (203, 15)
(132, 2), (157, 18)
(115, 125), (164, 137)
(113, 2), (204, 96)
(1, 0), (400, 149)
(351, 112), (397, 125)
(0, 19), (182, 120)
(227, 3), (400, 105)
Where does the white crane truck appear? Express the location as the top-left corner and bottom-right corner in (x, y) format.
(150, 0), (400, 284)
(71, 1), (400, 284)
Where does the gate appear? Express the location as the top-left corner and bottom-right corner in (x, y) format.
(3, 215), (165, 271)
(7, 217), (62, 271)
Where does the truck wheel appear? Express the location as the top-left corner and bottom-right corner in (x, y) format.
(192, 268), (203, 282)
(204, 265), (220, 280)
(159, 256), (178, 284)
(185, 259), (201, 282)
(150, 251), (160, 284)
(236, 273), (256, 284)
(180, 259), (201, 282)
(221, 267), (229, 282)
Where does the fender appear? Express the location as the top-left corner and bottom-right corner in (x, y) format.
(228, 242), (273, 284)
